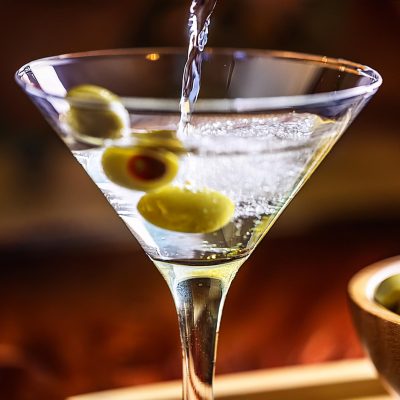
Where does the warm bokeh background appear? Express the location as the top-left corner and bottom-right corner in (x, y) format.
(0, 1), (399, 399)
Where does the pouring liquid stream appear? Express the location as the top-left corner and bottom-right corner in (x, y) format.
(180, 0), (218, 127)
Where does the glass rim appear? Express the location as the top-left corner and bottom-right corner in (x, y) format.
(15, 47), (383, 112)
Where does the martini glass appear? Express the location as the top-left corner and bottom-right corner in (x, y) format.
(16, 48), (381, 400)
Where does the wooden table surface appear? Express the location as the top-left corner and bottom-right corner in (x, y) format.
(69, 359), (389, 400)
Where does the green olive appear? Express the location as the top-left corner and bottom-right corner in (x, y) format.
(374, 274), (400, 314)
(66, 84), (129, 143)
(102, 146), (179, 192)
(142, 130), (177, 140)
(137, 186), (235, 233)
(134, 130), (185, 154)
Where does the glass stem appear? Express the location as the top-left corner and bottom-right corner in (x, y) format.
(156, 259), (244, 400)
(175, 276), (224, 400)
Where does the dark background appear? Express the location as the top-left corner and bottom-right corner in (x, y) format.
(0, 1), (399, 399)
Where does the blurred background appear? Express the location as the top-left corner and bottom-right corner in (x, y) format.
(0, 0), (399, 399)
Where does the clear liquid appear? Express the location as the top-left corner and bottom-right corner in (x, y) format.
(74, 113), (343, 266)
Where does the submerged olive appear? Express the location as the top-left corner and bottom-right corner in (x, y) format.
(101, 146), (179, 192)
(137, 186), (235, 233)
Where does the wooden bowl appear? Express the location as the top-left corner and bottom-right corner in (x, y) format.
(348, 256), (400, 397)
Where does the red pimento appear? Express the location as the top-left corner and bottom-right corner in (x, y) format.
(127, 154), (167, 181)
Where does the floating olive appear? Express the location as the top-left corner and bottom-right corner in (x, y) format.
(66, 84), (129, 143)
